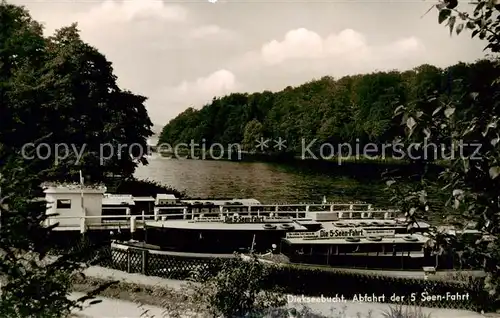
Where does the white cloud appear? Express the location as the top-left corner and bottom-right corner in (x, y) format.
(260, 28), (424, 65)
(261, 28), (325, 63)
(175, 69), (240, 103)
(22, 0), (239, 123)
(189, 25), (230, 39)
(77, 0), (187, 26)
(150, 69), (242, 120)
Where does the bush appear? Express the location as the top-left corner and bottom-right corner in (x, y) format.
(382, 304), (432, 318)
(185, 255), (287, 317)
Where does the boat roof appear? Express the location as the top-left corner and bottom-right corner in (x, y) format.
(43, 183), (106, 194)
(319, 220), (430, 229)
(102, 199), (135, 206)
(133, 196), (155, 202)
(283, 234), (429, 245)
(102, 194), (135, 206)
(295, 220), (322, 225)
(157, 194), (178, 200)
(181, 198), (261, 205)
(145, 220), (308, 231)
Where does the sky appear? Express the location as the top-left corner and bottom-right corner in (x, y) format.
(13, 0), (487, 130)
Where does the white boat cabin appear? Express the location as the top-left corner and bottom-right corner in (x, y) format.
(155, 194), (178, 205)
(44, 184), (106, 229)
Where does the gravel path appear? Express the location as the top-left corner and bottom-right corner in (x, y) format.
(70, 265), (489, 318)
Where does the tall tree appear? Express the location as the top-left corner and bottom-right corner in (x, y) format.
(1, 8), (153, 185)
(0, 2), (150, 316)
(242, 119), (264, 151)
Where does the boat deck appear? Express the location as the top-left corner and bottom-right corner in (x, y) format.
(145, 220), (308, 231)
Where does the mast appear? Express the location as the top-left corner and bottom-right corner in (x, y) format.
(79, 170), (85, 234)
(250, 234), (256, 254)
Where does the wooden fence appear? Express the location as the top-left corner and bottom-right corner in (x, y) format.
(88, 243), (495, 312)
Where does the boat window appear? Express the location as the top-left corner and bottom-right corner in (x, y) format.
(56, 199), (71, 209)
(393, 244), (405, 252)
(312, 245), (329, 255)
(337, 244), (359, 254)
(407, 243), (424, 251)
(351, 212), (362, 219)
(295, 246), (307, 255)
(303, 244), (313, 255)
(381, 243), (391, 254)
(358, 243), (383, 253)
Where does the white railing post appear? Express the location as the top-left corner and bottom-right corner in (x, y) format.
(183, 207), (187, 220)
(330, 204), (334, 212)
(306, 205), (310, 212)
(80, 217), (86, 234)
(154, 208), (159, 221)
(130, 216), (136, 237)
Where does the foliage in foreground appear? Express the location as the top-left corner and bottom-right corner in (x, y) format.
(0, 1), (155, 317)
(181, 256), (287, 317)
(382, 305), (432, 318)
(72, 263), (434, 318)
(387, 0), (500, 309)
(0, 151), (114, 317)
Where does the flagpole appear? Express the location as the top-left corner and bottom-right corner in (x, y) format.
(79, 170), (86, 235)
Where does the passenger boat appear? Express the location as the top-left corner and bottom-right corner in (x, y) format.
(41, 183), (448, 269)
(279, 223), (431, 270)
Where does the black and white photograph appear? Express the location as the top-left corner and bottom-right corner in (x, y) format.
(0, 0), (499, 317)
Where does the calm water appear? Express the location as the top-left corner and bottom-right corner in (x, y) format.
(134, 157), (390, 205)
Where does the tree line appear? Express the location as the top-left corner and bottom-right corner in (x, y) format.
(158, 59), (499, 158)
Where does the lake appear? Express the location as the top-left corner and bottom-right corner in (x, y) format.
(134, 156), (392, 205)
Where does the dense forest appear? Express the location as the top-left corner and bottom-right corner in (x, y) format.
(158, 59), (500, 157)
(0, 3), (182, 197)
